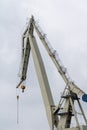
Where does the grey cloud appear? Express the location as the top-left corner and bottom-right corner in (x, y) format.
(0, 0), (87, 130)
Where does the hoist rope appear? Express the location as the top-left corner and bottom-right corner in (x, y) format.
(16, 88), (19, 124)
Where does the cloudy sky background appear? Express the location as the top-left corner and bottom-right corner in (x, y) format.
(0, 0), (87, 130)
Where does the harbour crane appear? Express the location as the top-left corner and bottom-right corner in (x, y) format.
(16, 16), (87, 130)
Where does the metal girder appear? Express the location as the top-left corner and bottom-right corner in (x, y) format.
(29, 34), (58, 130)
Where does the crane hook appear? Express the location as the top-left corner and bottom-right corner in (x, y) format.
(21, 85), (26, 93)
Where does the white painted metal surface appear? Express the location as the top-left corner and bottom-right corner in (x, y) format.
(16, 16), (87, 130)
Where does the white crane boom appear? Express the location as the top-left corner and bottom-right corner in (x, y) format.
(32, 19), (85, 97)
(16, 16), (87, 130)
(29, 34), (58, 130)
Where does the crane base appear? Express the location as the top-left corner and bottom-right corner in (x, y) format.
(63, 125), (87, 130)
(80, 125), (87, 130)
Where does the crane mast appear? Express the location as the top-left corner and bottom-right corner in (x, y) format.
(16, 16), (87, 130)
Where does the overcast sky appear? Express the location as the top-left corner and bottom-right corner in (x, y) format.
(0, 0), (87, 130)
